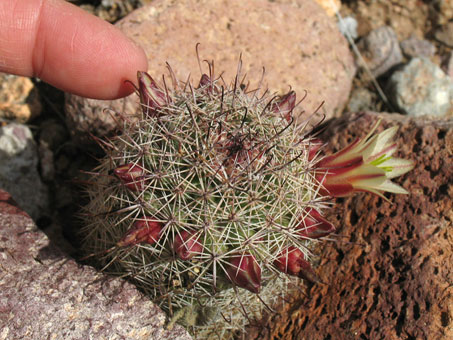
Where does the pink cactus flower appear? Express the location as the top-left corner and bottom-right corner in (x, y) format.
(225, 253), (262, 293)
(316, 120), (414, 199)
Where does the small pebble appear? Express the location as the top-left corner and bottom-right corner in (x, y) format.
(314, 0), (341, 17)
(337, 16), (358, 41)
(357, 26), (403, 78)
(0, 74), (42, 123)
(400, 36), (436, 59)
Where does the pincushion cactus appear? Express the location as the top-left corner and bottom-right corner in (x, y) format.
(80, 63), (413, 339)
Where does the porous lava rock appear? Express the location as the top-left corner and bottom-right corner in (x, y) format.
(246, 112), (453, 340)
(0, 189), (192, 340)
(65, 0), (355, 147)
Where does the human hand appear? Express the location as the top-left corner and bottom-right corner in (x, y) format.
(0, 0), (148, 100)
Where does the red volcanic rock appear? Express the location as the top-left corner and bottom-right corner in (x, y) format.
(247, 112), (453, 340)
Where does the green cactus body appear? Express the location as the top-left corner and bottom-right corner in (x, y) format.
(81, 66), (413, 339)
(81, 69), (324, 338)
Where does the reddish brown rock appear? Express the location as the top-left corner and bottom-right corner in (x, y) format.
(65, 0), (355, 146)
(246, 112), (453, 340)
(0, 189), (192, 340)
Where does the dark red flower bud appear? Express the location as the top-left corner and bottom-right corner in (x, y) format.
(117, 217), (163, 247)
(113, 163), (143, 182)
(198, 74), (212, 90)
(199, 74), (211, 87)
(225, 253), (261, 293)
(113, 163), (147, 191)
(274, 246), (321, 283)
(297, 208), (336, 239)
(173, 230), (203, 260)
(137, 71), (168, 117)
(271, 91), (296, 121)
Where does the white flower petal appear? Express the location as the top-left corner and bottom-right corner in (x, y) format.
(376, 179), (409, 194)
(345, 164), (386, 179)
(352, 175), (386, 190)
(374, 126), (398, 153)
(360, 134), (379, 161)
(380, 158), (415, 179)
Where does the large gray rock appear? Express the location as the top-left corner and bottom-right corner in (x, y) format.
(0, 123), (49, 220)
(0, 189), (192, 340)
(387, 57), (453, 117)
(66, 0), (355, 147)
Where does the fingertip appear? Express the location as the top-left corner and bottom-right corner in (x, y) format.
(110, 39), (149, 99)
(32, 0), (149, 100)
(0, 0), (151, 99)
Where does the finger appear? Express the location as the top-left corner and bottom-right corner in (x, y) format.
(0, 0), (148, 99)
